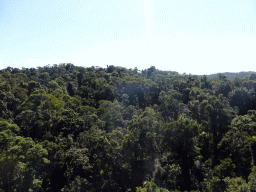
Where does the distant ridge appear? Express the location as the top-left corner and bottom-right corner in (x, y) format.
(197, 71), (256, 81)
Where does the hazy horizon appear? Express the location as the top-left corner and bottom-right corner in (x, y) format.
(2, 63), (256, 76)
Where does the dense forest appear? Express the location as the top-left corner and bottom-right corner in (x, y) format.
(198, 71), (255, 81)
(1, 64), (256, 192)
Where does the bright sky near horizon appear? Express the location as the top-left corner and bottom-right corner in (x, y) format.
(1, 0), (256, 75)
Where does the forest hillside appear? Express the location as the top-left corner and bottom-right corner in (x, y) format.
(1, 64), (256, 192)
(197, 71), (256, 81)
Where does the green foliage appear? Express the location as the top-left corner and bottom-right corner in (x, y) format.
(136, 181), (169, 192)
(248, 166), (256, 191)
(1, 64), (256, 191)
(202, 158), (236, 191)
(224, 177), (249, 192)
(160, 119), (200, 191)
(0, 118), (49, 191)
(212, 157), (236, 179)
(98, 100), (124, 132)
(201, 176), (222, 192)
(229, 87), (252, 115)
(0, 118), (19, 133)
(158, 90), (182, 122)
(19, 89), (64, 114)
(162, 163), (182, 190)
(199, 71), (255, 81)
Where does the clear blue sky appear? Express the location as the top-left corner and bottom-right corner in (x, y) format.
(1, 0), (256, 75)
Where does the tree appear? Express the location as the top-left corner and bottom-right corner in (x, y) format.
(158, 90), (182, 122)
(229, 87), (252, 115)
(198, 95), (235, 167)
(136, 181), (169, 192)
(97, 100), (125, 132)
(160, 119), (200, 191)
(0, 118), (49, 191)
(202, 158), (236, 191)
(39, 72), (50, 86)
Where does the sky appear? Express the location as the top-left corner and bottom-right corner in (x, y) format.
(1, 0), (256, 75)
